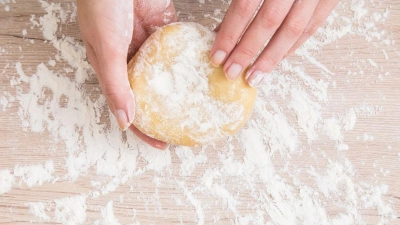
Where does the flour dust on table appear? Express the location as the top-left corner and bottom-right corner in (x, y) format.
(0, 0), (398, 224)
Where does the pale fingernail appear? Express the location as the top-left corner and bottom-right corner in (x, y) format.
(226, 63), (242, 80)
(156, 143), (169, 150)
(115, 109), (130, 131)
(211, 50), (226, 67)
(247, 70), (265, 87)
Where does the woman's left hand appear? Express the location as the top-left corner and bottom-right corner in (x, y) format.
(210, 0), (340, 87)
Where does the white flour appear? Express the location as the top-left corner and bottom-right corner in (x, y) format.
(0, 0), (398, 224)
(0, 0), (14, 11)
(13, 160), (54, 187)
(54, 195), (87, 225)
(26, 202), (51, 221)
(94, 201), (121, 225)
(0, 170), (14, 195)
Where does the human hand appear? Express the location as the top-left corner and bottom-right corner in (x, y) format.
(77, 0), (177, 149)
(210, 0), (340, 87)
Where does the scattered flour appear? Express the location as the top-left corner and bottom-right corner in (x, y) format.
(0, 0), (398, 224)
(0, 0), (13, 11)
(175, 146), (207, 176)
(0, 170), (14, 194)
(26, 202), (51, 221)
(0, 91), (15, 111)
(54, 195), (87, 225)
(94, 201), (121, 225)
(363, 133), (375, 141)
(324, 118), (343, 142)
(13, 160), (54, 188)
(343, 108), (357, 131)
(178, 181), (205, 225)
(288, 88), (321, 141)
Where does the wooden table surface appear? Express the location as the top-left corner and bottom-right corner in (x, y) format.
(0, 0), (399, 224)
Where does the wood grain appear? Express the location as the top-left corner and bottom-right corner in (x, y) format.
(0, 0), (399, 224)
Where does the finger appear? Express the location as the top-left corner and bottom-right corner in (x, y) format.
(128, 20), (148, 61)
(84, 42), (100, 75)
(129, 125), (168, 150)
(223, 0), (295, 80)
(246, 0), (319, 87)
(141, 0), (178, 32)
(85, 44), (114, 112)
(96, 45), (135, 131)
(210, 0), (262, 67)
(87, 44), (160, 150)
(128, 0), (178, 60)
(287, 0), (340, 56)
(214, 23), (222, 32)
(78, 0), (135, 131)
(82, 43), (122, 124)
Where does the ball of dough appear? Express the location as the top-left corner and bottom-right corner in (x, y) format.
(128, 22), (257, 147)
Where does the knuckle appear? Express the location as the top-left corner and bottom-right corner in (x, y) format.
(262, 56), (279, 69)
(238, 47), (257, 60)
(286, 20), (305, 37)
(102, 84), (122, 99)
(102, 42), (126, 55)
(260, 8), (283, 29)
(234, 0), (255, 16)
(219, 33), (238, 47)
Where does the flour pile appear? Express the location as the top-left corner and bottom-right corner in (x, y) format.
(0, 0), (398, 224)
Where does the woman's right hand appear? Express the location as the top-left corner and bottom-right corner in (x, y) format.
(77, 0), (177, 149)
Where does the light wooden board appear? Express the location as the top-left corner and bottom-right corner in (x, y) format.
(0, 0), (399, 224)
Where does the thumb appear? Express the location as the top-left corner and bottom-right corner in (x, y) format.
(97, 49), (135, 131)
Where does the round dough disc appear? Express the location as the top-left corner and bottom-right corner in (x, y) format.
(128, 22), (257, 146)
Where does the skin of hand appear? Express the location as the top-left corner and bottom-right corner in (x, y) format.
(210, 0), (340, 87)
(77, 0), (177, 149)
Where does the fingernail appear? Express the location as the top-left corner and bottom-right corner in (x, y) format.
(115, 109), (130, 131)
(226, 63), (242, 80)
(156, 143), (169, 150)
(211, 50), (226, 67)
(247, 70), (265, 87)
